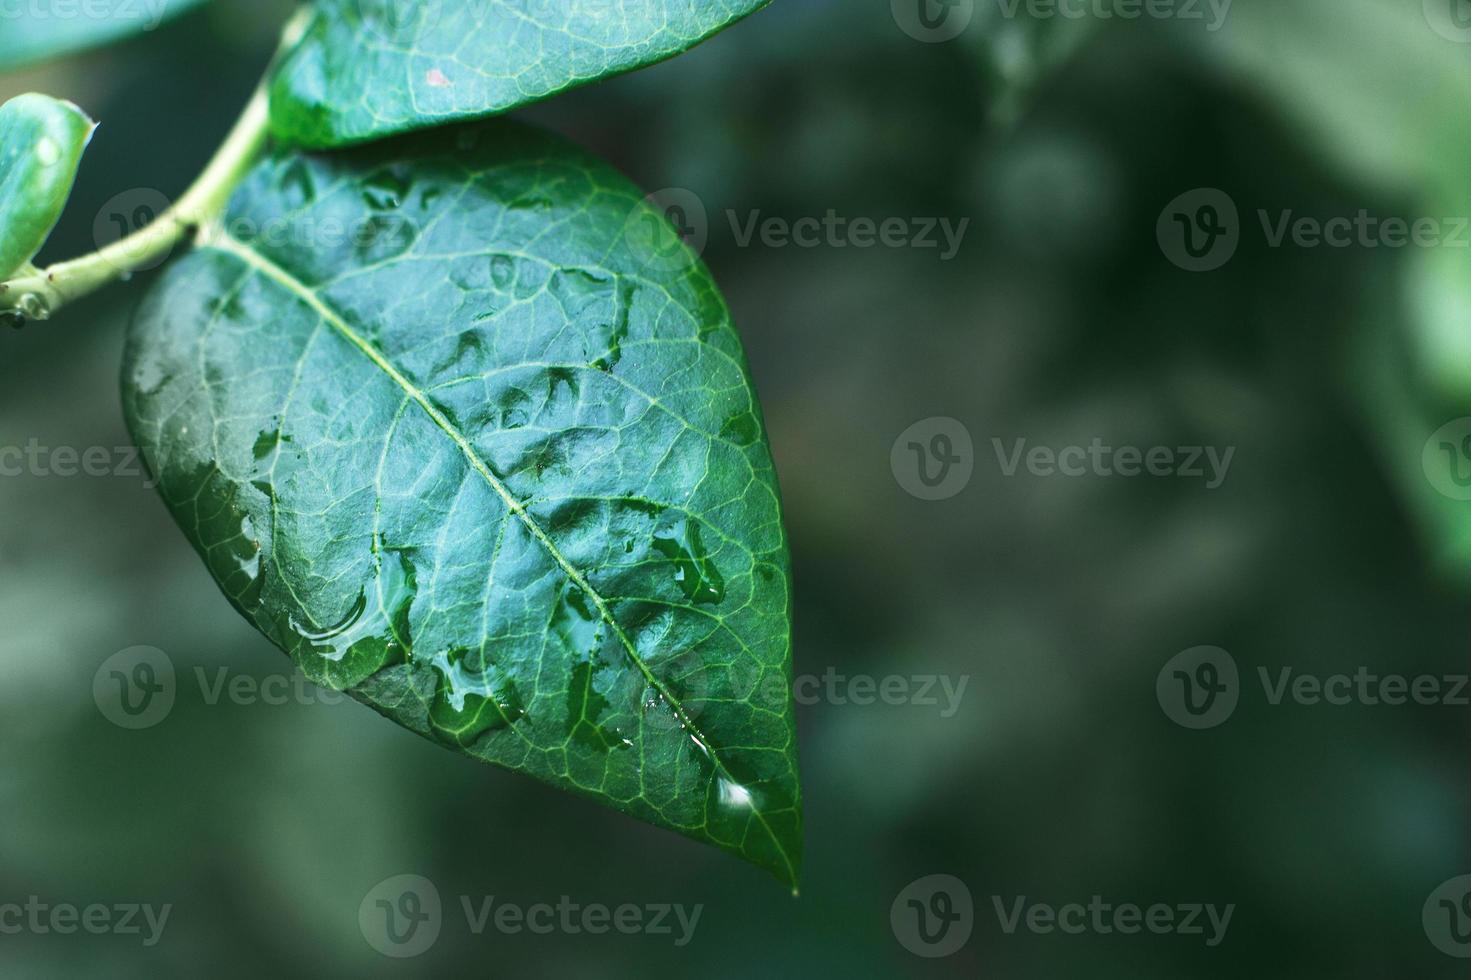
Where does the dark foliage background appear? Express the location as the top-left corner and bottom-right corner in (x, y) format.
(3, 0), (1470, 976)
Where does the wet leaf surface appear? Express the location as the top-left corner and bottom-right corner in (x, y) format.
(122, 118), (801, 887)
(269, 0), (771, 147)
(0, 93), (94, 281)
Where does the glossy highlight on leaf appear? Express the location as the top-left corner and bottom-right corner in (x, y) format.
(0, 0), (213, 70)
(0, 93), (95, 281)
(122, 119), (801, 887)
(268, 0), (773, 148)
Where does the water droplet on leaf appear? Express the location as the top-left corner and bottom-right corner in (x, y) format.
(652, 518), (726, 605)
(34, 136), (60, 166)
(427, 647), (525, 746)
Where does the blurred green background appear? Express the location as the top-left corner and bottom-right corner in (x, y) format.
(5, 0), (1471, 975)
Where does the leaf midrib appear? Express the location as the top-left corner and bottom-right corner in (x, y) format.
(206, 231), (796, 884)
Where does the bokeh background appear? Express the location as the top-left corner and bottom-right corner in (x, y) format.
(5, 0), (1471, 975)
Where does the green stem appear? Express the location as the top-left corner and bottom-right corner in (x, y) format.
(0, 8), (312, 321)
(0, 86), (270, 319)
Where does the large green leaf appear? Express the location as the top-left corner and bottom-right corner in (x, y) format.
(0, 0), (213, 70)
(268, 0), (772, 148)
(0, 93), (94, 281)
(122, 119), (801, 886)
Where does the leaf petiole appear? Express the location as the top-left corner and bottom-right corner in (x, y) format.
(0, 85), (269, 321)
(0, 8), (312, 322)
